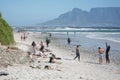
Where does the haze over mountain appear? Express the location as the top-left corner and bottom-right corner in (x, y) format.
(40, 7), (120, 27)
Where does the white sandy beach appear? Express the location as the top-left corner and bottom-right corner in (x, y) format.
(0, 32), (120, 80)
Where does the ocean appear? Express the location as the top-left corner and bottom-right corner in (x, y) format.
(14, 27), (120, 57)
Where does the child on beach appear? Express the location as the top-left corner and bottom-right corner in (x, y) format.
(98, 47), (104, 64)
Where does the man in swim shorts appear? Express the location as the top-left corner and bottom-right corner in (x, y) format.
(98, 47), (104, 64)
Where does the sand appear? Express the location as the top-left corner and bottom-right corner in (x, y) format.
(0, 32), (120, 80)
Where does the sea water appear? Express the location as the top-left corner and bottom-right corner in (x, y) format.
(49, 27), (120, 56)
(14, 27), (120, 55)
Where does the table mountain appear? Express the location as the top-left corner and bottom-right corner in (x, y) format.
(40, 7), (120, 27)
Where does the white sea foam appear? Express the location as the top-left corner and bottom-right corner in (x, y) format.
(86, 32), (120, 43)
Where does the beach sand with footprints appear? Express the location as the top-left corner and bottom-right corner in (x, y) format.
(0, 32), (120, 80)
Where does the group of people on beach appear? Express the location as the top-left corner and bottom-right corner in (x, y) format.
(67, 37), (80, 61)
(30, 35), (62, 65)
(67, 37), (111, 64)
(31, 40), (50, 57)
(29, 32), (111, 66)
(73, 42), (111, 64)
(20, 32), (27, 41)
(98, 42), (111, 64)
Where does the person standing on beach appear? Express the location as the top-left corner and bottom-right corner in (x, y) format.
(21, 35), (23, 40)
(74, 45), (80, 61)
(67, 37), (71, 44)
(31, 41), (36, 49)
(49, 33), (52, 37)
(98, 47), (104, 64)
(46, 37), (50, 47)
(105, 42), (111, 64)
(39, 41), (45, 52)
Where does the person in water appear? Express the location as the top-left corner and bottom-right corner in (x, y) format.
(74, 45), (80, 61)
(105, 42), (111, 64)
(49, 33), (52, 37)
(67, 37), (71, 44)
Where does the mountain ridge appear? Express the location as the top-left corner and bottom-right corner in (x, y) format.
(39, 7), (120, 27)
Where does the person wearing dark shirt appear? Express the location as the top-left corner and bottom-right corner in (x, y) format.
(74, 45), (80, 61)
(31, 41), (36, 48)
(67, 37), (71, 44)
(105, 42), (111, 64)
(46, 37), (50, 47)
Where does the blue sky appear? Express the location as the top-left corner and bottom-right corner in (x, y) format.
(0, 0), (120, 26)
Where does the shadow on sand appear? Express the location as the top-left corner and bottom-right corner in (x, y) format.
(84, 61), (99, 65)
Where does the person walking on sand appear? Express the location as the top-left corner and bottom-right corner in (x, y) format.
(74, 45), (80, 61)
(98, 47), (104, 64)
(105, 42), (111, 64)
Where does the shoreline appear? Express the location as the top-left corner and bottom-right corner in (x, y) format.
(53, 32), (120, 65)
(0, 32), (120, 80)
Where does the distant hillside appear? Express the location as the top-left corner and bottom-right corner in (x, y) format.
(40, 7), (120, 27)
(0, 13), (15, 45)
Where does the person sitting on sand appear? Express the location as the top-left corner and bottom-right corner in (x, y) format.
(6, 47), (10, 52)
(33, 48), (47, 58)
(98, 47), (104, 64)
(49, 53), (61, 60)
(34, 48), (43, 57)
(44, 65), (53, 70)
(27, 52), (33, 59)
(49, 56), (57, 63)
